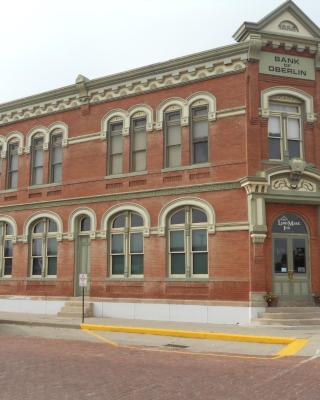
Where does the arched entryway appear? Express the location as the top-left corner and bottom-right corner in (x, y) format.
(74, 216), (91, 296)
(272, 213), (311, 302)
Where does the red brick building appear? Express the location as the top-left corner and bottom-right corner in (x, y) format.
(0, 1), (319, 323)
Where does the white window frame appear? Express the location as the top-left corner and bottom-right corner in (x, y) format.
(168, 206), (208, 278)
(0, 222), (13, 278)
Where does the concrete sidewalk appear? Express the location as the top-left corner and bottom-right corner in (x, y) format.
(0, 311), (319, 337)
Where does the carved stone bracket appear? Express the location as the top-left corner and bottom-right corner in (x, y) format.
(248, 34), (262, 62)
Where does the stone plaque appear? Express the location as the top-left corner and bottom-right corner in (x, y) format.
(260, 52), (315, 81)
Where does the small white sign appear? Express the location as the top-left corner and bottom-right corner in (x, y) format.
(79, 273), (88, 287)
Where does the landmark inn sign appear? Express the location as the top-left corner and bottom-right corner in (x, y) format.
(260, 52), (315, 80)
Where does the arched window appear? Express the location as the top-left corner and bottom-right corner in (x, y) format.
(80, 216), (91, 232)
(268, 96), (303, 161)
(168, 206), (208, 277)
(164, 109), (182, 168)
(108, 119), (123, 175)
(49, 130), (63, 183)
(190, 103), (209, 164)
(130, 116), (147, 172)
(0, 222), (13, 277)
(31, 136), (44, 185)
(6, 141), (19, 189)
(109, 211), (144, 277)
(30, 218), (58, 277)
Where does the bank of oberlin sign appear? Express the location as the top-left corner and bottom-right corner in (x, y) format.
(260, 52), (315, 81)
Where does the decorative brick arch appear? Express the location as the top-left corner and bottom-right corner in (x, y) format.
(158, 197), (216, 235)
(48, 122), (69, 147)
(68, 207), (97, 240)
(187, 91), (217, 121)
(261, 86), (316, 122)
(25, 126), (48, 153)
(0, 215), (18, 242)
(155, 97), (188, 130)
(23, 211), (63, 242)
(128, 104), (154, 132)
(3, 131), (24, 156)
(101, 203), (150, 237)
(101, 108), (129, 138)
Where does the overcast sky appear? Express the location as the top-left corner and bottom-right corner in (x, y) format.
(1, 0), (319, 104)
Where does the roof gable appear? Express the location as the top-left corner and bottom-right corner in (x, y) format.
(233, 1), (320, 42)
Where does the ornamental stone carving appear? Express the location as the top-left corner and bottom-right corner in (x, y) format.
(272, 177), (316, 192)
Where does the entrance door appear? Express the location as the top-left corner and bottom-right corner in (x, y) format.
(272, 214), (310, 301)
(74, 216), (91, 296)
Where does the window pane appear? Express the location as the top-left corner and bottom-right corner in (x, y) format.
(131, 213), (143, 227)
(10, 154), (19, 170)
(171, 210), (185, 225)
(52, 164), (62, 183)
(111, 234), (124, 253)
(168, 145), (181, 167)
(32, 239), (42, 256)
(111, 154), (122, 174)
(133, 131), (146, 151)
(193, 253), (208, 275)
(47, 257), (57, 276)
(111, 123), (123, 133)
(193, 120), (208, 139)
(288, 140), (300, 159)
(192, 229), (207, 251)
(4, 258), (12, 276)
(6, 224), (13, 236)
(192, 209), (207, 223)
(111, 135), (122, 154)
(34, 167), (43, 185)
(112, 255), (124, 275)
(194, 142), (208, 163)
(133, 118), (146, 129)
(48, 220), (57, 232)
(32, 258), (42, 275)
(192, 106), (208, 117)
(167, 112), (180, 122)
(131, 254), (143, 275)
(53, 147), (62, 164)
(171, 254), (185, 275)
(268, 138), (281, 160)
(274, 238), (288, 273)
(270, 103), (299, 113)
(4, 240), (13, 257)
(113, 215), (125, 228)
(34, 221), (44, 233)
(268, 116), (281, 137)
(47, 238), (57, 256)
(293, 239), (306, 274)
(80, 217), (91, 231)
(287, 119), (300, 140)
(132, 151), (146, 172)
(130, 233), (143, 253)
(170, 231), (184, 252)
(51, 134), (62, 146)
(10, 171), (18, 188)
(34, 149), (43, 167)
(167, 125), (181, 146)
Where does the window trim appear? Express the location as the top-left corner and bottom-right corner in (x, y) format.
(6, 141), (19, 190)
(30, 136), (44, 186)
(168, 206), (208, 279)
(268, 102), (303, 161)
(130, 116), (147, 173)
(49, 132), (63, 184)
(0, 222), (13, 278)
(109, 211), (144, 279)
(164, 110), (182, 168)
(190, 105), (209, 164)
(108, 120), (124, 176)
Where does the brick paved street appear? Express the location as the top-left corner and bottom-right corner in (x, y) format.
(1, 329), (320, 400)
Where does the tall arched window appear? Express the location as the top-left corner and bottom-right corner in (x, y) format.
(49, 131), (63, 183)
(30, 218), (58, 277)
(0, 222), (13, 277)
(6, 141), (19, 189)
(130, 116), (147, 172)
(164, 109), (181, 168)
(109, 211), (144, 277)
(31, 136), (44, 185)
(190, 104), (209, 164)
(108, 120), (123, 175)
(268, 96), (303, 161)
(168, 206), (208, 277)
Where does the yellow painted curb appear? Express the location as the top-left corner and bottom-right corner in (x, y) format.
(80, 323), (295, 345)
(276, 338), (309, 357)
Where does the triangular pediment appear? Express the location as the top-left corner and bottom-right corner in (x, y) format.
(233, 0), (320, 42)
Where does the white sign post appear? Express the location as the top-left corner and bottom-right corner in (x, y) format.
(79, 273), (88, 323)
